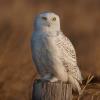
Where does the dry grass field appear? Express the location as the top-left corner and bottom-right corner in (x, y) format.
(0, 0), (100, 100)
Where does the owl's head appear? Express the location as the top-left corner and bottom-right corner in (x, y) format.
(34, 12), (61, 32)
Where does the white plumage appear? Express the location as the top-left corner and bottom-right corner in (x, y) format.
(31, 12), (83, 93)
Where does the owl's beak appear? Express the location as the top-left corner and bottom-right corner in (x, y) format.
(47, 22), (51, 27)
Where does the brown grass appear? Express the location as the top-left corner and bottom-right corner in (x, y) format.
(78, 74), (94, 100)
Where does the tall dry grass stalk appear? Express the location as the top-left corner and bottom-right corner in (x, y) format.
(78, 74), (94, 100)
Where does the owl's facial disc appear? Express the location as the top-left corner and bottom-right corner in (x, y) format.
(35, 12), (61, 31)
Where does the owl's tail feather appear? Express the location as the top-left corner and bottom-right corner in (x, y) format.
(68, 75), (81, 95)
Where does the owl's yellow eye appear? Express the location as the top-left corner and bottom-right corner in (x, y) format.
(42, 17), (47, 20)
(52, 17), (56, 21)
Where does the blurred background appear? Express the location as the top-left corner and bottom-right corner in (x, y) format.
(0, 0), (100, 100)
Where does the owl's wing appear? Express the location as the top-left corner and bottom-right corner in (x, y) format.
(57, 32), (83, 83)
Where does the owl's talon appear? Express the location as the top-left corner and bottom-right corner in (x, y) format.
(50, 77), (58, 82)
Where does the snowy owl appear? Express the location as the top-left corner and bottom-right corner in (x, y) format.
(31, 12), (83, 93)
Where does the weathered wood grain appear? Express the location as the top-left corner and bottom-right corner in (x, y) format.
(32, 80), (72, 100)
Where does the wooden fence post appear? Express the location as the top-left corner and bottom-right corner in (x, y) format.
(32, 79), (72, 100)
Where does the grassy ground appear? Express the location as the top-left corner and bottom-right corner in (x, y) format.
(73, 83), (100, 100)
